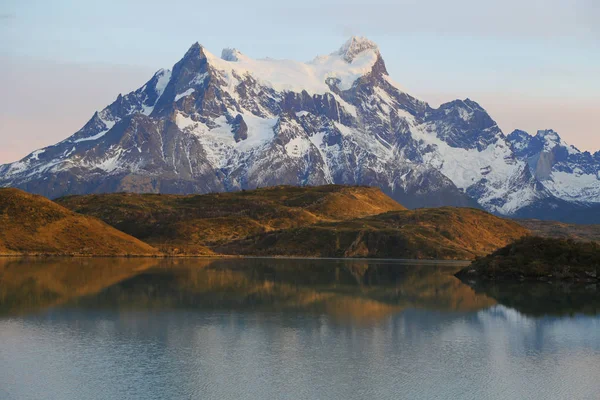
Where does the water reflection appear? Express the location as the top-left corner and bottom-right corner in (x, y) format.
(0, 257), (157, 316)
(1, 257), (599, 318)
(462, 279), (600, 317)
(1, 258), (600, 400)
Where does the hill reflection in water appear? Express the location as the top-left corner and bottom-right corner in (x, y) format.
(1, 257), (598, 319)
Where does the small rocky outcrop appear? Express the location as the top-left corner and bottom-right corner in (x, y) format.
(456, 236), (600, 282)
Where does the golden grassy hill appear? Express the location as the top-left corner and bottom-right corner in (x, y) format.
(0, 188), (159, 256)
(56, 185), (527, 259)
(56, 185), (405, 255)
(217, 207), (530, 260)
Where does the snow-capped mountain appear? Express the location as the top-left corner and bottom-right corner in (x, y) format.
(507, 129), (600, 204)
(0, 37), (597, 221)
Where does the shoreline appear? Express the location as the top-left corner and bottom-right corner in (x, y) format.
(0, 253), (472, 264)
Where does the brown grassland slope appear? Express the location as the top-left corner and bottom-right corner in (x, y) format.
(518, 219), (600, 243)
(57, 185), (405, 255)
(218, 207), (530, 260)
(0, 188), (159, 256)
(56, 185), (527, 259)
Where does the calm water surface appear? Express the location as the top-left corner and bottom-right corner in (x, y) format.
(0, 257), (599, 400)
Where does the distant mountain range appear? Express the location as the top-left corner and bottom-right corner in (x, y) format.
(1, 37), (598, 222)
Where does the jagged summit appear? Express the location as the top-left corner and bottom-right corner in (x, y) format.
(337, 36), (379, 62)
(508, 129), (530, 139)
(510, 129), (572, 148)
(537, 129), (560, 139)
(508, 129), (579, 155)
(532, 129), (577, 153)
(183, 42), (205, 57)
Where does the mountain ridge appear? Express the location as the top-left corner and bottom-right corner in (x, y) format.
(1, 37), (597, 222)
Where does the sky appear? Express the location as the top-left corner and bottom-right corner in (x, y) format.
(1, 0), (599, 163)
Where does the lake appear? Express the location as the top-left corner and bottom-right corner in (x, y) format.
(1, 257), (599, 400)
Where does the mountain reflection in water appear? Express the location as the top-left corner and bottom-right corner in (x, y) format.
(1, 257), (598, 319)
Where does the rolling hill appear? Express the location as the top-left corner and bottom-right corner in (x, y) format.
(57, 185), (528, 259)
(0, 188), (159, 256)
(217, 207), (530, 259)
(56, 185), (405, 255)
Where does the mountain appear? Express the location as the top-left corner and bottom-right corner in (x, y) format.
(0, 188), (159, 256)
(57, 185), (528, 259)
(507, 129), (600, 202)
(0, 37), (597, 220)
(506, 129), (600, 223)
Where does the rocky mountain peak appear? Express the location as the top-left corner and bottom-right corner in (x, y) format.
(507, 130), (535, 156)
(536, 129), (560, 146)
(507, 129), (531, 140)
(536, 129), (559, 139)
(337, 36), (379, 62)
(535, 129), (580, 154)
(508, 129), (581, 157)
(187, 42), (203, 52)
(175, 42), (209, 68)
(462, 98), (485, 111)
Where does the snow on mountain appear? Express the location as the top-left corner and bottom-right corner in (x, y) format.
(337, 36), (379, 62)
(201, 37), (381, 94)
(0, 37), (596, 221)
(507, 129), (600, 204)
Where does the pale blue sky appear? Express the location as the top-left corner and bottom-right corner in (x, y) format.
(1, 0), (599, 162)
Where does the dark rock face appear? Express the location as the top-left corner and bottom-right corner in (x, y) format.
(232, 114), (248, 142)
(507, 129), (541, 158)
(425, 99), (499, 151)
(0, 37), (597, 222)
